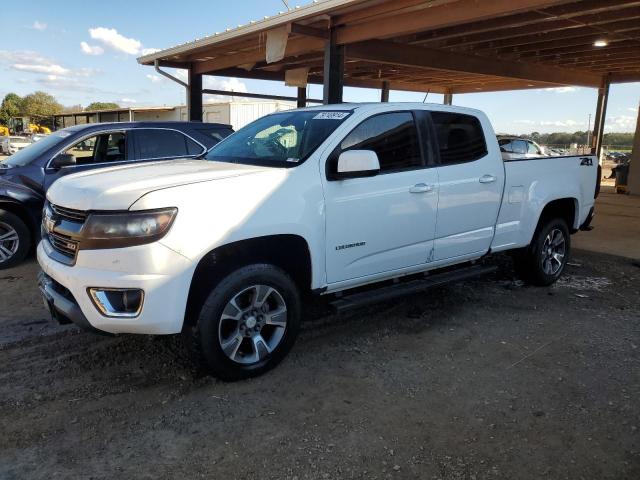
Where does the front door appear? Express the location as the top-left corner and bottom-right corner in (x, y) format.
(323, 111), (439, 284)
(44, 130), (132, 190)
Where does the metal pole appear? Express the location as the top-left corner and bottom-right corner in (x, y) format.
(188, 65), (203, 122)
(297, 87), (307, 108)
(586, 114), (591, 155)
(591, 76), (610, 157)
(323, 28), (344, 104)
(626, 98), (640, 195)
(201, 88), (321, 104)
(381, 81), (390, 102)
(443, 92), (453, 105)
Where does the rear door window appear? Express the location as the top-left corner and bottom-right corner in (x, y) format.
(527, 141), (542, 155)
(431, 111), (487, 164)
(134, 129), (204, 159)
(512, 140), (527, 155)
(196, 127), (234, 144)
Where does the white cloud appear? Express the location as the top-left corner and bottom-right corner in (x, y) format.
(146, 74), (163, 83)
(604, 115), (637, 132)
(203, 77), (248, 101)
(32, 21), (47, 31)
(12, 63), (69, 75)
(141, 48), (160, 56)
(89, 27), (141, 55)
(80, 41), (104, 56)
(544, 87), (578, 93)
(514, 119), (582, 129)
(120, 98), (137, 104)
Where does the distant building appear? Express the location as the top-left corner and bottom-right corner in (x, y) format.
(52, 100), (296, 131)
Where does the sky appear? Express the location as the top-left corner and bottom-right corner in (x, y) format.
(0, 0), (638, 134)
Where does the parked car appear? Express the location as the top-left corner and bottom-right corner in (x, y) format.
(37, 104), (598, 380)
(497, 136), (548, 160)
(0, 121), (233, 268)
(1, 135), (32, 155)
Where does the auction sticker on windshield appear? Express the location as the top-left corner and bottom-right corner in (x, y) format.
(313, 112), (350, 120)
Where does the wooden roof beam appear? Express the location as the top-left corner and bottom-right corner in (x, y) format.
(403, 0), (640, 45)
(346, 39), (602, 88)
(192, 36), (325, 74)
(334, 0), (573, 45)
(425, 9), (640, 49)
(460, 19), (640, 52)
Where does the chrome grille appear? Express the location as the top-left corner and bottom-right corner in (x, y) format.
(50, 204), (88, 223)
(48, 231), (79, 260)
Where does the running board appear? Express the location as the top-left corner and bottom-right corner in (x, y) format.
(330, 264), (497, 313)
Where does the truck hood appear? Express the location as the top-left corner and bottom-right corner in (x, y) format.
(47, 159), (270, 211)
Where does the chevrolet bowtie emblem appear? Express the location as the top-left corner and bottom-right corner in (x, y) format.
(44, 214), (55, 233)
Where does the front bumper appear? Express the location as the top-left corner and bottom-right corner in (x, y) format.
(37, 239), (196, 335)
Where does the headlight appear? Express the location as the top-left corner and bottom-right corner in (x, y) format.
(80, 208), (177, 249)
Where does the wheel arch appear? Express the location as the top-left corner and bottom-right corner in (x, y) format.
(183, 234), (313, 328)
(533, 197), (579, 241)
(0, 198), (38, 242)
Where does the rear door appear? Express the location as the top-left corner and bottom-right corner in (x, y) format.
(131, 128), (206, 161)
(430, 111), (504, 261)
(323, 110), (439, 283)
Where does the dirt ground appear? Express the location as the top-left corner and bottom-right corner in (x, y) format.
(0, 250), (639, 479)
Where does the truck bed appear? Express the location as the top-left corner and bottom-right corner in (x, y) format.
(491, 154), (598, 252)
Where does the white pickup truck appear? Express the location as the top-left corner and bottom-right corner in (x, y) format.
(38, 103), (599, 380)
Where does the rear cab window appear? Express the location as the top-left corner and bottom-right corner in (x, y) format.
(430, 111), (487, 165)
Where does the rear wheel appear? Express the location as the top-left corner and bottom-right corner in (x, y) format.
(515, 217), (570, 286)
(185, 264), (301, 381)
(0, 210), (31, 270)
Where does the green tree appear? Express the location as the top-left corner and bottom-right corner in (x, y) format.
(85, 102), (120, 111)
(20, 91), (62, 120)
(0, 93), (23, 126)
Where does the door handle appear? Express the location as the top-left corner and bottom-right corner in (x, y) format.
(479, 174), (497, 184)
(409, 183), (435, 193)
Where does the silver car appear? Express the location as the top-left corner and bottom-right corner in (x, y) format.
(498, 136), (548, 160)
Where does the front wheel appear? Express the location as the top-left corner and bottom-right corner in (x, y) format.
(515, 217), (570, 286)
(0, 210), (31, 270)
(185, 264), (301, 381)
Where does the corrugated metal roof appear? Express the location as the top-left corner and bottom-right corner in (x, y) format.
(137, 0), (362, 65)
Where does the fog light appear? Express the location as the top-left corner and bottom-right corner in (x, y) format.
(88, 288), (144, 318)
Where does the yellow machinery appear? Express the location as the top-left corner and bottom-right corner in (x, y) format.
(0, 126), (9, 137)
(28, 123), (51, 134)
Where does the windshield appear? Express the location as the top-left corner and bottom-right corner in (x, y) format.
(205, 110), (351, 166)
(4, 130), (70, 167)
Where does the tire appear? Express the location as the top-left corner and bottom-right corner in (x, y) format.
(515, 217), (570, 286)
(184, 263), (301, 381)
(0, 210), (31, 270)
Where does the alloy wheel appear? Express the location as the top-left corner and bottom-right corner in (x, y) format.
(218, 284), (288, 364)
(0, 221), (19, 264)
(541, 228), (566, 275)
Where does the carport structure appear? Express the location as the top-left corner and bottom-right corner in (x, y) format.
(138, 0), (640, 158)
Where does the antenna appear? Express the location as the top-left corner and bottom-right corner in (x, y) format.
(281, 0), (291, 9)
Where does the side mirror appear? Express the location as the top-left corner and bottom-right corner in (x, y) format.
(51, 153), (76, 169)
(335, 150), (380, 179)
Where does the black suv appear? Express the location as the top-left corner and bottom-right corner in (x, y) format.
(0, 121), (233, 269)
